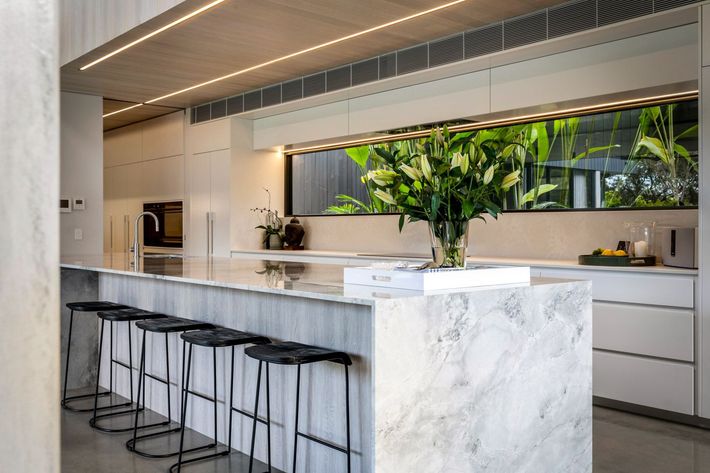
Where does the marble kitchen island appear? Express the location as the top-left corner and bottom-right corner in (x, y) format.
(60, 254), (592, 473)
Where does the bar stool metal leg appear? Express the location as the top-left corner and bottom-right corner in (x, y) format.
(61, 309), (112, 411)
(345, 365), (351, 473)
(292, 364), (301, 473)
(248, 361), (264, 473)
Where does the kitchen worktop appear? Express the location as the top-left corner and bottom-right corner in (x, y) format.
(61, 253), (592, 472)
(231, 249), (698, 275)
(60, 253), (563, 306)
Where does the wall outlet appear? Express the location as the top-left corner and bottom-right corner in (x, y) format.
(74, 228), (83, 240)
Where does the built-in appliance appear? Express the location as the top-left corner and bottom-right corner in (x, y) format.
(143, 201), (183, 249)
(660, 227), (697, 269)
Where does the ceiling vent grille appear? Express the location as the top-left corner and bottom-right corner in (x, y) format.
(326, 65), (352, 91)
(655, 0), (699, 12)
(282, 78), (304, 103)
(191, 0), (700, 123)
(598, 0), (653, 26)
(503, 10), (548, 49)
(429, 34), (464, 67)
(243, 90), (262, 111)
(262, 85), (282, 107)
(464, 23), (503, 59)
(548, 0), (597, 38)
(303, 72), (326, 97)
(397, 44), (428, 75)
(352, 58), (379, 86)
(379, 53), (397, 79)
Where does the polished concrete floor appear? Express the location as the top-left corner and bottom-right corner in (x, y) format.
(62, 397), (710, 472)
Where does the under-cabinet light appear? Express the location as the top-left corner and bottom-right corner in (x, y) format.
(283, 90), (699, 155)
(143, 0), (470, 105)
(103, 103), (144, 118)
(80, 0), (225, 71)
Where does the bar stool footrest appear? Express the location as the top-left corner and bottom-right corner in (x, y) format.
(168, 448), (230, 473)
(61, 390), (112, 412)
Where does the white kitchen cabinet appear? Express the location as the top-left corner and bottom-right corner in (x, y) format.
(539, 266), (696, 415)
(593, 302), (694, 362)
(594, 350), (694, 415)
(187, 149), (230, 257)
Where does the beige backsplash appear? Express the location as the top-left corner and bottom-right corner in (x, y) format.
(298, 209), (698, 260)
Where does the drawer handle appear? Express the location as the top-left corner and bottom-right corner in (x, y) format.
(373, 275), (392, 282)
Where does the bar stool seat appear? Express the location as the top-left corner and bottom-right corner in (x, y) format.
(181, 327), (271, 348)
(169, 328), (271, 473)
(245, 341), (353, 473)
(89, 308), (169, 433)
(127, 316), (217, 459)
(135, 316), (215, 333)
(66, 301), (130, 312)
(245, 341), (352, 366)
(62, 301), (133, 412)
(98, 308), (168, 322)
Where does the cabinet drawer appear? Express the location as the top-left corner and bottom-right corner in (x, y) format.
(594, 351), (694, 415)
(538, 269), (694, 308)
(593, 302), (694, 362)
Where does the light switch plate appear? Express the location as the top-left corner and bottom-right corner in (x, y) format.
(74, 228), (83, 240)
(73, 197), (85, 210)
(60, 197), (71, 213)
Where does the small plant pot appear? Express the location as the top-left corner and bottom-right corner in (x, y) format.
(267, 233), (283, 250)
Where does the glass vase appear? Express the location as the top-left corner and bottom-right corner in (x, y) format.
(428, 220), (470, 268)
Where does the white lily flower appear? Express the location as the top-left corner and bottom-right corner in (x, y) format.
(400, 164), (423, 181)
(421, 155), (433, 183)
(483, 165), (495, 185)
(374, 189), (397, 205)
(501, 170), (521, 190)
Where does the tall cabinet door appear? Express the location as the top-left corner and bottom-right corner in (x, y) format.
(209, 149), (231, 257)
(187, 152), (212, 256)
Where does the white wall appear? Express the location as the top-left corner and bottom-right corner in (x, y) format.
(0, 1), (60, 471)
(61, 91), (104, 255)
(230, 118), (283, 250)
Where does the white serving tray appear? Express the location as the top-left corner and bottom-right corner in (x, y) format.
(343, 264), (531, 291)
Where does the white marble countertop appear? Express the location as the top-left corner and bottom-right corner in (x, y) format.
(60, 253), (579, 306)
(231, 248), (698, 276)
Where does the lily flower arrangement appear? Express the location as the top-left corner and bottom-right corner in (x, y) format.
(366, 126), (520, 267)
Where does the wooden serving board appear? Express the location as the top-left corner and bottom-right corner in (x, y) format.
(578, 255), (657, 267)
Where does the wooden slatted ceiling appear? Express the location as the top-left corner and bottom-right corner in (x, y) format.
(63, 0), (567, 111)
(103, 99), (182, 131)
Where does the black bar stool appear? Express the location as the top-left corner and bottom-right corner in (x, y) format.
(89, 308), (168, 432)
(126, 316), (216, 458)
(62, 301), (131, 412)
(245, 341), (352, 473)
(170, 328), (271, 473)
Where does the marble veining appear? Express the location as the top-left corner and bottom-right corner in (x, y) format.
(373, 281), (592, 473)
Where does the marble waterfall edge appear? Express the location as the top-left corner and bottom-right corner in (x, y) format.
(373, 280), (592, 473)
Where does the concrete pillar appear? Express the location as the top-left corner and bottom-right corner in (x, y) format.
(0, 2), (60, 472)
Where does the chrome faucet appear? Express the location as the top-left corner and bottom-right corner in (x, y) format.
(132, 211), (159, 264)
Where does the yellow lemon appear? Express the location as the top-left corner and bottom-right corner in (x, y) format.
(601, 249), (614, 256)
(613, 250), (627, 257)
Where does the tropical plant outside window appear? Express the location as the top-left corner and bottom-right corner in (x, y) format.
(288, 100), (698, 215)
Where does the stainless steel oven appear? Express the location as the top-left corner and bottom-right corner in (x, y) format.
(143, 201), (183, 249)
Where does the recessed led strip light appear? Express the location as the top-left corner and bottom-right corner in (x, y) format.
(284, 90), (699, 155)
(81, 0), (225, 71)
(103, 103), (145, 118)
(140, 0), (470, 105)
